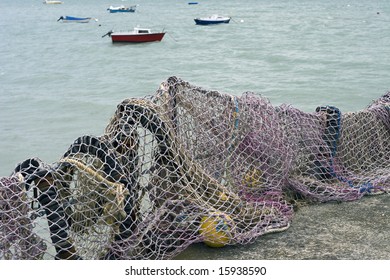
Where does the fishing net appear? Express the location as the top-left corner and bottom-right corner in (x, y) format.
(1, 76), (389, 260)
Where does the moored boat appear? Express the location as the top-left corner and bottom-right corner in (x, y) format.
(107, 5), (137, 13)
(57, 16), (93, 23)
(102, 27), (165, 43)
(194, 15), (230, 25)
(44, 0), (63, 4)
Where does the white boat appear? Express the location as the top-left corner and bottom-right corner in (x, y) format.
(43, 0), (63, 4)
(107, 5), (137, 13)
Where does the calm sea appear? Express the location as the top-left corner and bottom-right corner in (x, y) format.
(1, 0), (389, 176)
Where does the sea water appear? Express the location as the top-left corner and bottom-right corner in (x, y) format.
(1, 0), (389, 176)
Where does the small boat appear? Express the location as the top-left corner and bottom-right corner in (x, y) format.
(44, 0), (63, 4)
(194, 15), (231, 25)
(107, 5), (137, 13)
(188, 2), (199, 4)
(57, 16), (93, 23)
(102, 27), (165, 43)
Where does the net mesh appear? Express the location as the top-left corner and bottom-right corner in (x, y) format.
(1, 76), (389, 260)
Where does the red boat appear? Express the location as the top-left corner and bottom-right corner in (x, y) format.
(102, 27), (165, 43)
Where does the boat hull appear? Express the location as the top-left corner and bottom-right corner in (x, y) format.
(194, 18), (230, 25)
(108, 5), (137, 13)
(59, 16), (91, 23)
(111, 33), (165, 43)
(44, 0), (63, 4)
(109, 9), (135, 13)
(62, 19), (91, 23)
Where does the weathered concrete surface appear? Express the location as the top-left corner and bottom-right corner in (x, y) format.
(175, 194), (389, 260)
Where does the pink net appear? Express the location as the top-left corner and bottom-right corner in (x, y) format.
(1, 77), (389, 259)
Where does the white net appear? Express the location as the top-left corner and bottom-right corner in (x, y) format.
(1, 77), (389, 259)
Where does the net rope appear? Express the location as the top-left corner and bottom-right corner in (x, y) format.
(1, 76), (389, 259)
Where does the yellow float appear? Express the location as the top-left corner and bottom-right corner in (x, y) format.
(243, 168), (263, 188)
(199, 211), (233, 248)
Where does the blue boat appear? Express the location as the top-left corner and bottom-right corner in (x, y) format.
(188, 2), (199, 4)
(57, 16), (92, 23)
(107, 5), (137, 13)
(194, 15), (230, 25)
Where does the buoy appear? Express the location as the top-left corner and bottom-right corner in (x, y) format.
(199, 212), (233, 247)
(243, 168), (263, 188)
(219, 192), (228, 201)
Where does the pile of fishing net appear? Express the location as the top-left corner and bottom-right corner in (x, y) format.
(1, 77), (389, 260)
